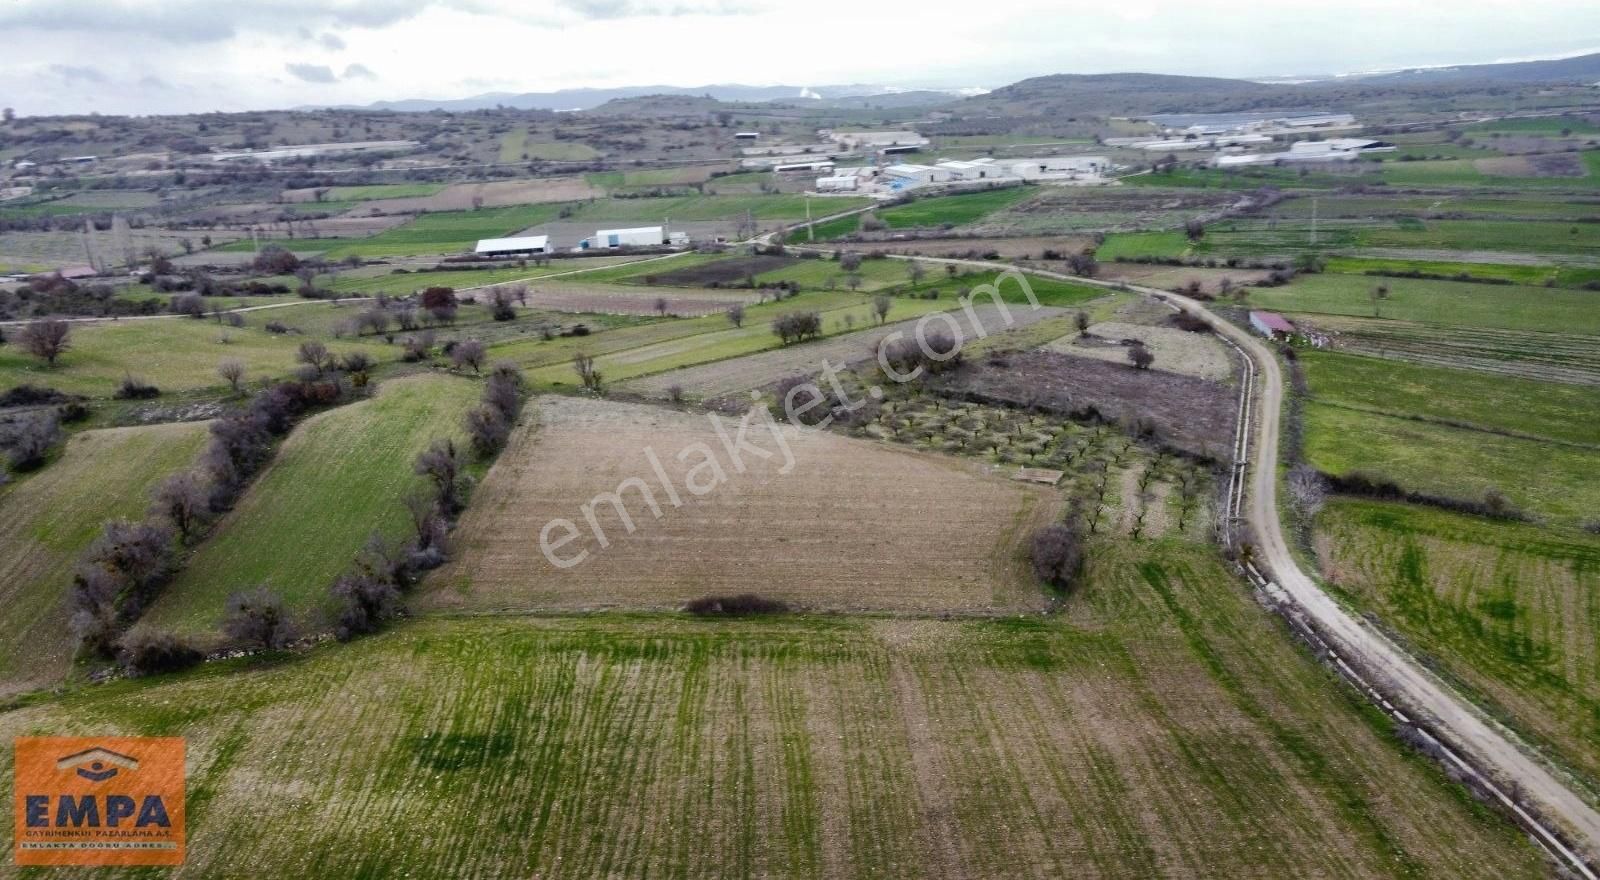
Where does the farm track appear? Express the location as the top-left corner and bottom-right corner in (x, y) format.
(770, 231), (1600, 873)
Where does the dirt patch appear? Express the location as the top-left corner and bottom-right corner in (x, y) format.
(1475, 154), (1588, 178)
(421, 396), (1054, 614)
(1044, 322), (1233, 381)
(362, 177), (605, 214)
(930, 350), (1236, 460)
(647, 255), (798, 286)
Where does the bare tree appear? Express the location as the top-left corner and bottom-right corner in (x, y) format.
(872, 294), (892, 325)
(296, 340), (330, 376)
(726, 303), (745, 328)
(414, 439), (466, 514)
(1030, 523), (1085, 591)
(1287, 463), (1327, 520)
(839, 251), (863, 272)
(18, 320), (71, 366)
(1370, 283), (1390, 318)
(1127, 343), (1154, 370)
(906, 261), (926, 287)
(1075, 310), (1090, 338)
(151, 471), (210, 540)
(654, 296), (669, 317)
(218, 359), (245, 395)
(573, 351), (603, 394)
(845, 273), (864, 292)
(451, 338), (487, 374)
(222, 586), (297, 650)
(1, 411), (62, 470)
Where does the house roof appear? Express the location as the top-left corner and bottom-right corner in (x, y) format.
(596, 226), (662, 237)
(475, 235), (548, 253)
(1250, 311), (1295, 332)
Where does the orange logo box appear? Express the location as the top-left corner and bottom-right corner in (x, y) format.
(13, 737), (185, 866)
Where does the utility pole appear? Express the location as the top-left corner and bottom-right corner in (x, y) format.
(1310, 196), (1319, 246)
(805, 195), (814, 243)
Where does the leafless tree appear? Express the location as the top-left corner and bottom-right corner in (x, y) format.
(223, 587), (297, 650)
(906, 262), (926, 287)
(414, 439), (466, 514)
(296, 340), (330, 375)
(845, 273), (864, 292)
(573, 351), (603, 394)
(839, 251), (863, 272)
(1030, 522), (1085, 591)
(151, 471), (210, 540)
(218, 359), (245, 394)
(872, 294), (892, 325)
(1287, 463), (1328, 520)
(18, 320), (71, 366)
(451, 338), (487, 374)
(1128, 343), (1154, 370)
(1, 411), (62, 470)
(1075, 310), (1090, 337)
(654, 296), (669, 316)
(726, 303), (745, 328)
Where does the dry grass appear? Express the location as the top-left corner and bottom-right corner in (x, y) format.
(1045, 322), (1233, 381)
(363, 178), (606, 214)
(421, 396), (1055, 614)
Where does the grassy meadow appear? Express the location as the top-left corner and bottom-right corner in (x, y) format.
(1247, 272), (1600, 334)
(0, 541), (1548, 878)
(140, 374), (479, 636)
(1317, 499), (1600, 788)
(0, 422), (210, 694)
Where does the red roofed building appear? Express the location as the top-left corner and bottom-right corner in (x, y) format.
(1249, 310), (1295, 340)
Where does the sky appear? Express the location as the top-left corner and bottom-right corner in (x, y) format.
(1, 0), (1598, 116)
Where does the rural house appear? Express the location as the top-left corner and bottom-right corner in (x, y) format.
(1249, 310), (1296, 340)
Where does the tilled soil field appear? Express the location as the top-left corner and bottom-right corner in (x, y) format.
(422, 396), (1055, 614)
(931, 350), (1237, 459)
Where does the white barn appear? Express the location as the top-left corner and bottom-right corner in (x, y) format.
(582, 227), (667, 249)
(474, 235), (550, 257)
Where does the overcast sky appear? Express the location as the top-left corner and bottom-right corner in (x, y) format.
(2, 0), (1598, 116)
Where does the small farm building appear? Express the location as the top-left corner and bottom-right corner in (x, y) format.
(474, 235), (550, 257)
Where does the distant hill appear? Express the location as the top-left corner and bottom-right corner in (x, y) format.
(1356, 52), (1600, 85)
(332, 83), (976, 113)
(951, 72), (1296, 118)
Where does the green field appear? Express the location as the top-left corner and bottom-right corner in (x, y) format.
(0, 541), (1546, 878)
(1247, 272), (1600, 334)
(0, 422), (209, 694)
(1323, 256), (1600, 288)
(0, 316), (387, 398)
(503, 130), (600, 162)
(572, 194), (866, 223)
(1301, 350), (1600, 447)
(1304, 402), (1599, 524)
(1375, 154), (1600, 189)
(1464, 116), (1600, 135)
(1097, 231), (1190, 261)
(1317, 499), (1600, 786)
(141, 374), (480, 635)
(323, 183), (448, 201)
(324, 205), (569, 258)
(323, 256), (664, 297)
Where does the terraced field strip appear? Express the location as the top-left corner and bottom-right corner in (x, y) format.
(0, 316), (387, 399)
(0, 547), (1549, 877)
(622, 304), (1067, 399)
(518, 294), (955, 389)
(0, 421), (209, 694)
(1247, 272), (1600, 334)
(1317, 499), (1600, 790)
(141, 374), (480, 636)
(1303, 315), (1600, 385)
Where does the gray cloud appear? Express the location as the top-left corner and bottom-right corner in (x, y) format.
(285, 62), (339, 83)
(343, 63), (377, 80)
(0, 0), (436, 44)
(319, 32), (347, 50)
(48, 64), (109, 84)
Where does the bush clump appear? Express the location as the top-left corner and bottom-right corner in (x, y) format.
(684, 594), (790, 617)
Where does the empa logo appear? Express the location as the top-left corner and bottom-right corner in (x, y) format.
(57, 746), (139, 782)
(13, 736), (185, 867)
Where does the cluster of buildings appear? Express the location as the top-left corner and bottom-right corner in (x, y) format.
(472, 225), (688, 258)
(813, 155), (1111, 194)
(1214, 138), (1395, 167)
(736, 129), (931, 170)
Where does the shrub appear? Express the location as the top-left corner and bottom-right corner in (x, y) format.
(1030, 522), (1084, 591)
(684, 594), (789, 617)
(170, 293), (206, 318)
(17, 319), (71, 366)
(0, 384), (68, 408)
(251, 245), (301, 275)
(770, 311), (822, 345)
(118, 629), (204, 677)
(1, 411), (64, 471)
(465, 404), (510, 457)
(222, 587), (297, 650)
(114, 374), (161, 400)
(331, 571), (402, 641)
(450, 338), (487, 374)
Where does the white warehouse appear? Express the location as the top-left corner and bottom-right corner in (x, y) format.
(474, 235), (550, 257)
(580, 226), (689, 249)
